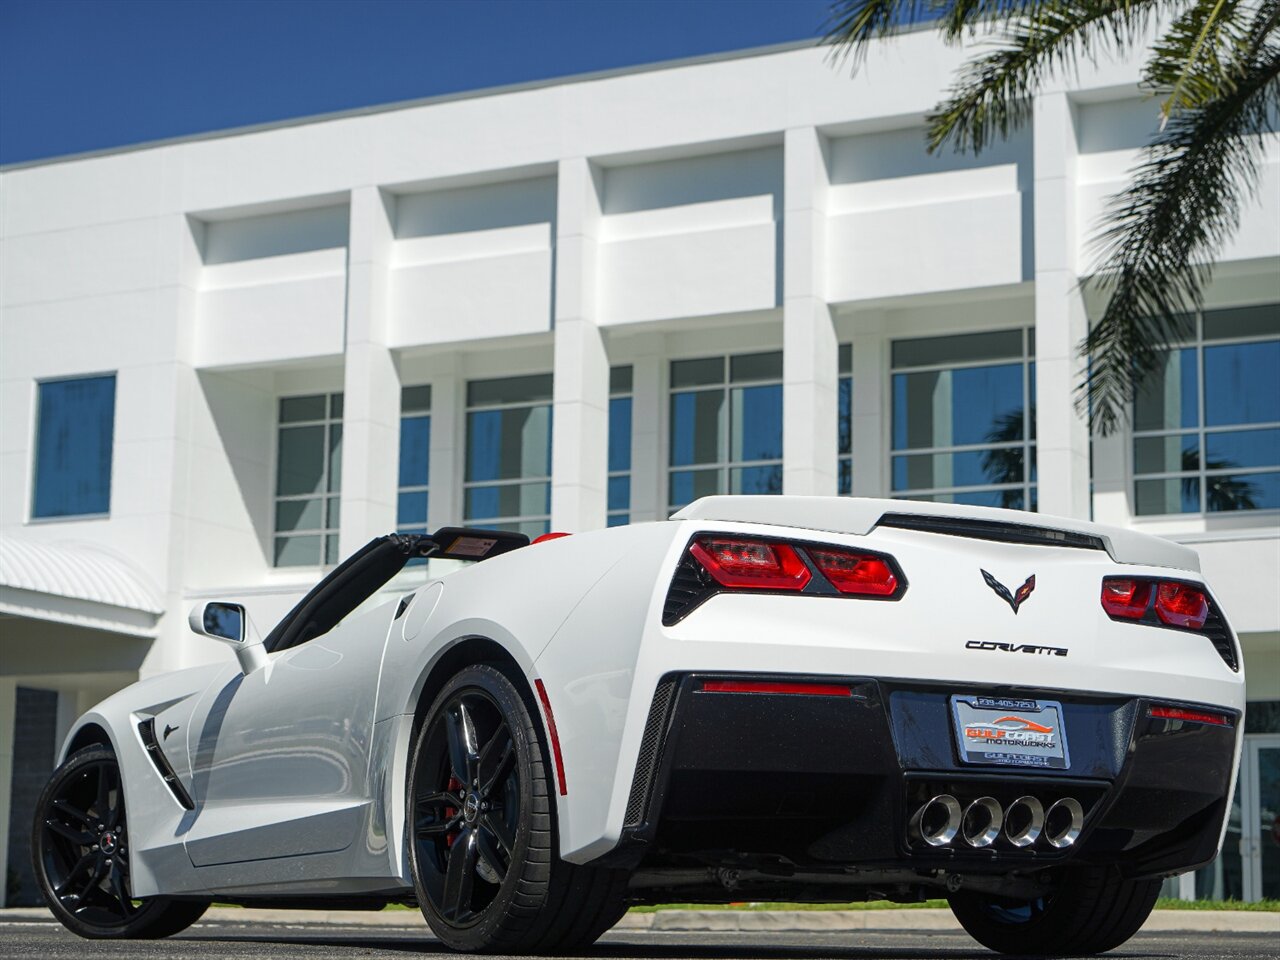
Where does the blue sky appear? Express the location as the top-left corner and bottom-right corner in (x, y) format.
(0, 0), (836, 166)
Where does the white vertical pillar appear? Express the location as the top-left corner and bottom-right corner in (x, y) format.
(629, 332), (665, 523)
(427, 359), (461, 531)
(1033, 92), (1091, 519)
(0, 680), (15, 907)
(340, 187), (400, 556)
(783, 127), (838, 496)
(551, 158), (609, 532)
(850, 314), (889, 497)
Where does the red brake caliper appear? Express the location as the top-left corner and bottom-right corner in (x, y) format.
(444, 776), (463, 847)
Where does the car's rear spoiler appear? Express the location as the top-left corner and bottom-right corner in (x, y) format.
(670, 496), (1200, 573)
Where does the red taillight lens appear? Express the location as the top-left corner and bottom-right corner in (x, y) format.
(1154, 582), (1209, 630)
(809, 548), (898, 596)
(1149, 705), (1232, 726)
(701, 680), (852, 697)
(689, 538), (811, 591)
(1100, 578), (1151, 619)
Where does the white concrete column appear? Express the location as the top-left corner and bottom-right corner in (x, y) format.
(340, 187), (400, 556)
(0, 679), (15, 907)
(782, 127), (838, 496)
(628, 332), (665, 523)
(551, 158), (609, 532)
(427, 359), (462, 532)
(850, 314), (889, 497)
(1033, 92), (1091, 519)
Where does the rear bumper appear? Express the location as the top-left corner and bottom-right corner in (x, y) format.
(597, 673), (1238, 885)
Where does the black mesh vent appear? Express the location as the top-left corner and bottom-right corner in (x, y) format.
(662, 554), (715, 625)
(1201, 603), (1239, 672)
(624, 678), (678, 827)
(877, 512), (1106, 551)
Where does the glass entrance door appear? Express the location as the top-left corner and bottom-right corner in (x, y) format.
(1243, 736), (1280, 901)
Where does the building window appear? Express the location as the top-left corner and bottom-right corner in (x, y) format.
(668, 351), (783, 512)
(398, 385), (432, 539)
(274, 392), (343, 567)
(465, 374), (553, 537)
(839, 344), (852, 495)
(1133, 305), (1280, 515)
(609, 366), (632, 527)
(891, 329), (1036, 510)
(32, 374), (116, 519)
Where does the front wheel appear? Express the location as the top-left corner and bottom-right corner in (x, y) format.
(32, 745), (209, 939)
(407, 664), (627, 953)
(948, 866), (1161, 955)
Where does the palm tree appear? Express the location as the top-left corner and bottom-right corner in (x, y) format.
(825, 1), (1280, 433)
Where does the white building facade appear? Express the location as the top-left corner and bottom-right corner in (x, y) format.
(1, 33), (1277, 906)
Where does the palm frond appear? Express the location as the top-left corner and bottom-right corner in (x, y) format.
(1081, 38), (1280, 433)
(927, 1), (1159, 154)
(1145, 0), (1255, 121)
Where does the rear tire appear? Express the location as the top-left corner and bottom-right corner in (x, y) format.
(407, 663), (628, 953)
(32, 745), (210, 939)
(948, 866), (1160, 955)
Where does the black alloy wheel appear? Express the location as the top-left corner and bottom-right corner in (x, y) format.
(407, 664), (629, 953)
(32, 745), (208, 939)
(414, 683), (519, 923)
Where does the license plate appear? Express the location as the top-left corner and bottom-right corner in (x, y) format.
(950, 695), (1070, 770)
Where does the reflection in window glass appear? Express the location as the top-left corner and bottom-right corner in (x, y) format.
(668, 353), (782, 512)
(890, 330), (1035, 510)
(274, 392), (343, 566)
(397, 386), (432, 563)
(838, 345), (852, 495)
(608, 366), (632, 526)
(465, 374), (552, 536)
(32, 375), (117, 519)
(1132, 305), (1280, 515)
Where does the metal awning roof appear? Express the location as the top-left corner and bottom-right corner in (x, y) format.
(0, 537), (163, 636)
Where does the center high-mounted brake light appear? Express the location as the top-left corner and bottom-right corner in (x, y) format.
(689, 537), (811, 591)
(1149, 705), (1233, 727)
(700, 679), (853, 697)
(809, 548), (899, 596)
(1101, 577), (1210, 631)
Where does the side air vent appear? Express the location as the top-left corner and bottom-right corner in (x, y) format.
(1200, 604), (1240, 672)
(138, 718), (194, 810)
(877, 513), (1106, 551)
(623, 677), (678, 827)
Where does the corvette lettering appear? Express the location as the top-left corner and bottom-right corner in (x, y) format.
(966, 640), (1068, 657)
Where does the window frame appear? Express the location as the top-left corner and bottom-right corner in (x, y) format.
(666, 350), (784, 514)
(462, 373), (553, 536)
(272, 391), (344, 568)
(28, 371), (118, 523)
(1130, 308), (1280, 518)
(888, 327), (1037, 511)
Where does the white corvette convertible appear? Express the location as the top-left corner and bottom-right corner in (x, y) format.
(34, 496), (1243, 954)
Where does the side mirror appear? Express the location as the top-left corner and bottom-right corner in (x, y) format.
(188, 601), (268, 675)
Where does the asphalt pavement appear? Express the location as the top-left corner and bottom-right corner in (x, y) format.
(1, 912), (1277, 960)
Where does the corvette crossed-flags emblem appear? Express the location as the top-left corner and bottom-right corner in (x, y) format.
(980, 569), (1037, 614)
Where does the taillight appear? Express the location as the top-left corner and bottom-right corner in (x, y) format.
(1149, 705), (1233, 726)
(1102, 577), (1211, 631)
(1100, 578), (1151, 619)
(809, 548), (898, 596)
(1154, 582), (1209, 630)
(689, 537), (811, 591)
(701, 679), (853, 697)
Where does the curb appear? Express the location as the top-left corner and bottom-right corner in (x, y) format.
(2, 906), (1276, 934)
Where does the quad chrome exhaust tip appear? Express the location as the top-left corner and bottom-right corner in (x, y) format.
(1044, 797), (1084, 848)
(1003, 796), (1045, 848)
(960, 796), (1003, 848)
(910, 794), (962, 847)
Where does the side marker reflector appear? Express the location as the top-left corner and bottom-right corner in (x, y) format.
(1149, 705), (1233, 727)
(700, 680), (853, 697)
(534, 679), (568, 796)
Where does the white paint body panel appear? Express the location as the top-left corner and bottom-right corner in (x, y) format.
(58, 497), (1245, 898)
